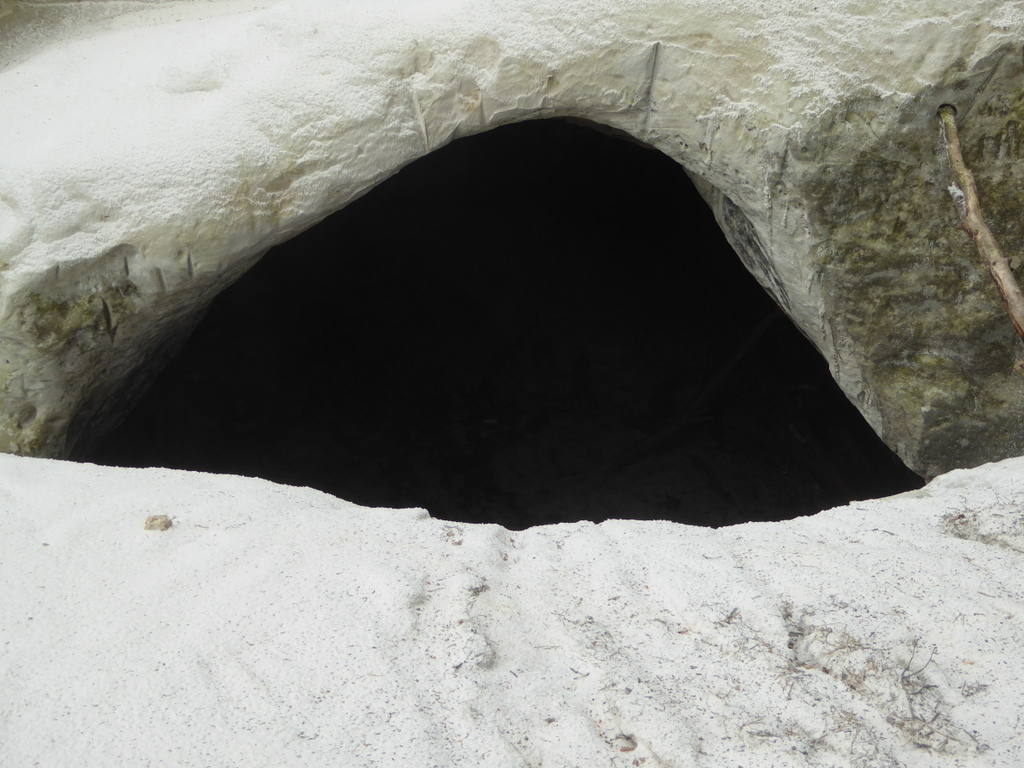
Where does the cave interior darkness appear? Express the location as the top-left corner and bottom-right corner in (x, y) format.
(89, 118), (923, 529)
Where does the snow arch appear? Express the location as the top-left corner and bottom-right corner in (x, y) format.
(2, 0), (1024, 480)
(0, 4), (798, 471)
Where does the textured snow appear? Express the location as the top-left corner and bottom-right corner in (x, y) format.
(1, 452), (1022, 767)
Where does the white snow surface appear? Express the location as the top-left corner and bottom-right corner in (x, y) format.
(1, 452), (1022, 767)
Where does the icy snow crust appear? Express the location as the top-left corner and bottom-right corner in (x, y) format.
(1, 453), (1022, 767)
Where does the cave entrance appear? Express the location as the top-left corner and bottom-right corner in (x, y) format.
(89, 118), (923, 528)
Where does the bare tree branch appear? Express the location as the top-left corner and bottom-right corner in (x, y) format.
(938, 104), (1024, 344)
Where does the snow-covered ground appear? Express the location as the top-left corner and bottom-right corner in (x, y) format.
(1, 452), (1021, 767)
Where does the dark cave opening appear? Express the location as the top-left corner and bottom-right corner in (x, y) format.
(89, 118), (923, 528)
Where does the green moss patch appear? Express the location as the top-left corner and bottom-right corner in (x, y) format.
(800, 46), (1024, 476)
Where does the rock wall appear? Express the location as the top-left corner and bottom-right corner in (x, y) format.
(800, 47), (1024, 477)
(1, 0), (1023, 475)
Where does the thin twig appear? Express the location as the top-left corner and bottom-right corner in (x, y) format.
(938, 104), (1024, 343)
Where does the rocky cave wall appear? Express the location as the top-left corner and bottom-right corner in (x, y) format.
(799, 47), (1024, 478)
(1, 0), (1023, 481)
(88, 119), (922, 528)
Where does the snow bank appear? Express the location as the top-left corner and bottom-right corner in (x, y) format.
(1, 453), (1021, 766)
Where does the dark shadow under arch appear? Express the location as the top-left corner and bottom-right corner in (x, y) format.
(89, 118), (922, 528)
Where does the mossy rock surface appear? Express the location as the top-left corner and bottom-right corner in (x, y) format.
(800, 45), (1024, 477)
